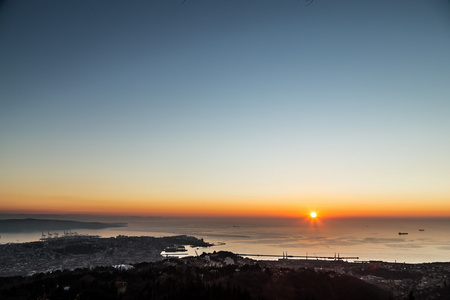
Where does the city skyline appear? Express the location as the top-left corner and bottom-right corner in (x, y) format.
(1, 0), (450, 217)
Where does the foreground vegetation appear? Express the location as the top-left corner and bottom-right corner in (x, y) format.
(0, 252), (392, 300)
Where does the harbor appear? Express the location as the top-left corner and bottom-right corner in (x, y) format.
(237, 252), (359, 261)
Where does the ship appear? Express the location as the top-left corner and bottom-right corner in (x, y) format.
(398, 232), (408, 235)
(164, 245), (187, 252)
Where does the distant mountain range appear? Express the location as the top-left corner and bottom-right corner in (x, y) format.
(0, 218), (127, 233)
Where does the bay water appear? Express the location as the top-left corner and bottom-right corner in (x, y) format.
(1, 216), (449, 263)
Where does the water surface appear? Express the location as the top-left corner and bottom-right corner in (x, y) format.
(1, 216), (449, 263)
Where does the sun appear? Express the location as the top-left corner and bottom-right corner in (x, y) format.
(304, 210), (321, 228)
(305, 211), (321, 227)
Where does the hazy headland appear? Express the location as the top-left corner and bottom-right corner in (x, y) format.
(0, 218), (127, 233)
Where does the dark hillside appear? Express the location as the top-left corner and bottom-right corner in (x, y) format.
(0, 259), (392, 300)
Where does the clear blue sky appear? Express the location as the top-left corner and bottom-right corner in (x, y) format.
(1, 0), (450, 216)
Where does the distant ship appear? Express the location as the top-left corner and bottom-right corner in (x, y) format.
(164, 245), (187, 252)
(398, 232), (408, 235)
(419, 229), (425, 231)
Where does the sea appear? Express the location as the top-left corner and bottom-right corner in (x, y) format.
(1, 215), (449, 264)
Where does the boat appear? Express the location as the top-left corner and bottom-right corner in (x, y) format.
(419, 229), (425, 231)
(398, 232), (408, 235)
(164, 245), (187, 252)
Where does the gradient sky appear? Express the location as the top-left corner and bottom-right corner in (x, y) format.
(1, 0), (450, 217)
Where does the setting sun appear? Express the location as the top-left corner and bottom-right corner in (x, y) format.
(310, 212), (317, 218)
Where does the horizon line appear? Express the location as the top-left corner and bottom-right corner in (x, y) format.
(1, 211), (450, 219)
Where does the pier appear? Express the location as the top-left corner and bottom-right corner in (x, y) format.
(237, 253), (359, 261)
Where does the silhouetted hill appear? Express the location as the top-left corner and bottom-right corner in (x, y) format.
(0, 259), (392, 300)
(0, 218), (127, 233)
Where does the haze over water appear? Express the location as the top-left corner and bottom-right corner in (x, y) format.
(2, 216), (449, 264)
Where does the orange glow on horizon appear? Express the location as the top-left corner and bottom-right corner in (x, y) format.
(1, 192), (450, 218)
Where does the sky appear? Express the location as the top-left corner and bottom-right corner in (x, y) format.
(1, 0), (450, 217)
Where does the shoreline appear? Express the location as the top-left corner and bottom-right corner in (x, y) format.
(2, 232), (449, 265)
(2, 216), (450, 264)
(2, 234), (449, 277)
(1, 240), (450, 299)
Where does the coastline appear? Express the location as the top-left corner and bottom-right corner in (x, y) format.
(1, 236), (450, 299)
(1, 216), (450, 264)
